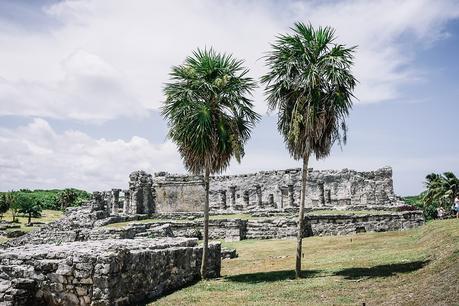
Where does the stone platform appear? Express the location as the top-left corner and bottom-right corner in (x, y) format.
(0, 238), (221, 306)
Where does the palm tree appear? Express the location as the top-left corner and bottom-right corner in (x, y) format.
(261, 22), (357, 278)
(423, 172), (459, 209)
(162, 48), (259, 279)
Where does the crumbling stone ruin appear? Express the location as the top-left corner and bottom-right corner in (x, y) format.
(104, 166), (404, 215)
(209, 167), (399, 211)
(0, 196), (222, 306)
(0, 238), (220, 305)
(0, 166), (425, 305)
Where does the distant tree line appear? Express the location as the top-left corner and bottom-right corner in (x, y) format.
(0, 189), (91, 223)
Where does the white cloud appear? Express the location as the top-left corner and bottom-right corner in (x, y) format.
(0, 0), (458, 120)
(0, 118), (183, 190)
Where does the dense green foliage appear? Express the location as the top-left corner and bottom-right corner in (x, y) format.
(0, 194), (10, 219)
(404, 172), (458, 220)
(16, 194), (42, 224)
(162, 48), (259, 174)
(261, 22), (356, 161)
(422, 172), (458, 209)
(261, 22), (356, 278)
(0, 189), (90, 211)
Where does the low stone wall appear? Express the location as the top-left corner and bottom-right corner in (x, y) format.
(88, 211), (425, 242)
(245, 218), (299, 239)
(306, 212), (424, 236)
(91, 219), (245, 242)
(0, 238), (221, 306)
(245, 211), (424, 239)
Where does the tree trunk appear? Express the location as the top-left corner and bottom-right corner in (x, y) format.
(295, 153), (310, 279)
(28, 213), (31, 225)
(200, 167), (210, 279)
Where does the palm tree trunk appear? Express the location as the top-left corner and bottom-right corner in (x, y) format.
(200, 167), (210, 279)
(295, 153), (310, 279)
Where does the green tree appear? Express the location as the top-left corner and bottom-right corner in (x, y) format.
(261, 23), (356, 278)
(18, 198), (42, 224)
(422, 172), (459, 211)
(162, 48), (259, 279)
(5, 192), (19, 223)
(58, 189), (78, 210)
(0, 194), (9, 219)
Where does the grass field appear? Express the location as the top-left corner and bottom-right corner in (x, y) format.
(1, 209), (63, 233)
(153, 219), (459, 305)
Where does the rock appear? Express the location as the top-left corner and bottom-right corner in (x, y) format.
(0, 238), (221, 305)
(6, 230), (27, 238)
(221, 248), (238, 259)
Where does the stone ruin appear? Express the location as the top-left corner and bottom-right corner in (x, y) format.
(0, 238), (220, 305)
(0, 166), (424, 305)
(0, 197), (221, 305)
(98, 166), (404, 216)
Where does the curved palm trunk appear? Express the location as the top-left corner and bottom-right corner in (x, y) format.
(201, 167), (210, 279)
(295, 153), (309, 279)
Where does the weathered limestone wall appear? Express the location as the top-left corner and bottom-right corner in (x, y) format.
(149, 167), (399, 213)
(209, 167), (398, 211)
(154, 173), (205, 213)
(127, 171), (155, 214)
(87, 211), (424, 242)
(245, 211), (425, 239)
(0, 238), (221, 306)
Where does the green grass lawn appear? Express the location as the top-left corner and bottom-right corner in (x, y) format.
(1, 209), (63, 234)
(153, 219), (459, 305)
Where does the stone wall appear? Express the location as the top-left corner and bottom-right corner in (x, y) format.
(86, 211), (424, 242)
(154, 173), (205, 213)
(0, 238), (221, 306)
(209, 167), (398, 211)
(246, 211), (425, 239)
(147, 167), (400, 213)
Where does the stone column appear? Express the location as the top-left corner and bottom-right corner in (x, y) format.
(229, 186), (236, 209)
(288, 184), (294, 207)
(325, 189), (331, 205)
(219, 190), (227, 210)
(111, 189), (120, 215)
(268, 194), (274, 207)
(318, 181), (325, 207)
(123, 190), (130, 214)
(129, 170), (154, 214)
(91, 191), (104, 211)
(255, 185), (262, 209)
(103, 191), (111, 215)
(243, 190), (249, 209)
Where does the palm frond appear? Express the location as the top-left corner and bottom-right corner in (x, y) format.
(162, 48), (259, 175)
(262, 22), (357, 160)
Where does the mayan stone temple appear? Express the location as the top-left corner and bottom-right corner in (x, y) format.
(0, 167), (425, 305)
(106, 166), (402, 215)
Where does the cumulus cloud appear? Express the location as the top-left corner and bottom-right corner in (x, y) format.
(1, 0), (458, 121)
(0, 118), (182, 190)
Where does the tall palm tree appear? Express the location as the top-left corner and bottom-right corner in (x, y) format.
(261, 22), (357, 278)
(162, 48), (259, 279)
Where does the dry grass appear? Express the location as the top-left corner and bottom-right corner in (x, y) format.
(1, 209), (63, 234)
(153, 219), (459, 306)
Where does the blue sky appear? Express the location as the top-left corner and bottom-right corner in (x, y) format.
(0, 0), (458, 195)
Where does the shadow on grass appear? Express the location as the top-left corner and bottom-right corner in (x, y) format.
(225, 269), (321, 283)
(335, 260), (430, 280)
